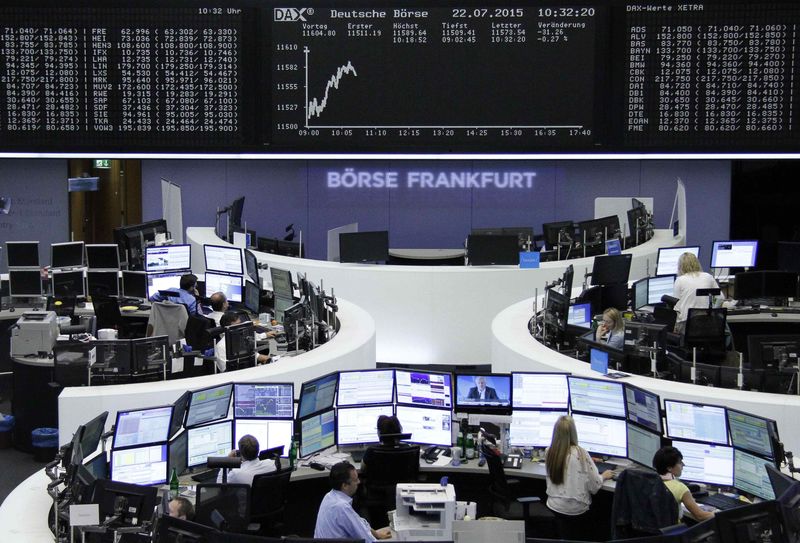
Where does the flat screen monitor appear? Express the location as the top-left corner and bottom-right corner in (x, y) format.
(632, 277), (649, 311)
(339, 231), (389, 264)
(567, 303), (592, 329)
(168, 430), (187, 476)
(716, 500), (785, 543)
(51, 269), (85, 297)
(121, 271), (147, 300)
(244, 249), (259, 285)
(395, 405), (453, 447)
(778, 241), (800, 273)
(204, 244), (243, 275)
(337, 369), (395, 407)
(79, 411), (109, 459)
(270, 267), (293, 301)
(766, 463), (797, 500)
(542, 221), (574, 250)
(113, 219), (168, 271)
(113, 405), (173, 449)
(590, 254), (632, 286)
(205, 271), (243, 303)
(634, 275), (676, 309)
(234, 419), (293, 455)
(298, 372), (338, 419)
(87, 270), (119, 298)
(623, 321), (668, 354)
(664, 400), (728, 445)
(144, 244), (191, 273)
(671, 439), (733, 486)
(710, 240), (758, 269)
(747, 334), (800, 371)
(733, 449), (776, 501)
(511, 373), (569, 410)
(572, 413), (627, 458)
(546, 288), (568, 331)
(51, 241), (85, 269)
(624, 384), (662, 433)
(186, 420), (233, 468)
(567, 376), (626, 418)
(627, 423), (662, 468)
(278, 239), (304, 258)
(395, 370), (452, 409)
(131, 336), (169, 375)
(454, 374), (512, 412)
(735, 270), (798, 300)
(577, 215), (619, 247)
(185, 383), (233, 428)
(92, 339), (132, 377)
(169, 391), (190, 439)
(9, 269), (42, 297)
(300, 409), (336, 457)
(85, 244), (120, 270)
(467, 234), (519, 266)
(726, 408), (775, 459)
(336, 405), (394, 446)
(146, 271), (182, 299)
(509, 410), (568, 448)
(257, 236), (279, 254)
(229, 196), (245, 228)
(233, 383), (294, 419)
(5, 241), (39, 268)
(656, 246), (700, 277)
(110, 443), (169, 486)
(244, 280), (260, 314)
(90, 478), (158, 527)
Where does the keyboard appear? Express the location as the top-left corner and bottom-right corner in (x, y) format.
(190, 469), (219, 483)
(697, 493), (743, 511)
(594, 461), (616, 473)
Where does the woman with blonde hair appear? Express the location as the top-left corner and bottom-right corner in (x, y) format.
(673, 251), (721, 333)
(595, 307), (624, 350)
(545, 415), (614, 540)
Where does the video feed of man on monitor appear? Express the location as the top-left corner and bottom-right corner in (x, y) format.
(456, 375), (510, 406)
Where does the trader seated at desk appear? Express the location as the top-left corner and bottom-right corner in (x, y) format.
(315, 461), (392, 541)
(673, 252), (722, 334)
(149, 273), (200, 314)
(361, 415), (412, 474)
(168, 496), (195, 521)
(207, 291), (228, 326)
(653, 446), (714, 522)
(213, 311), (271, 372)
(596, 307), (625, 350)
(217, 434), (276, 486)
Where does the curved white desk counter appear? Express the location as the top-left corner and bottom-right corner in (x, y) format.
(491, 297), (800, 456)
(0, 470), (52, 543)
(57, 298), (375, 446)
(188, 227), (682, 366)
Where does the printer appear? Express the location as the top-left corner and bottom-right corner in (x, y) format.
(10, 311), (59, 356)
(393, 483), (456, 541)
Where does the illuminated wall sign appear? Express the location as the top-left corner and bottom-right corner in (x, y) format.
(326, 168), (537, 190)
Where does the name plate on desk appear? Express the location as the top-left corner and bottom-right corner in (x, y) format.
(519, 252), (539, 269)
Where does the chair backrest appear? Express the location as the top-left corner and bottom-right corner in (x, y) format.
(250, 468), (292, 522)
(685, 307), (727, 352)
(482, 444), (510, 504)
(611, 468), (678, 539)
(185, 313), (217, 351)
(196, 483), (251, 533)
(93, 296), (122, 331)
(148, 301), (188, 345)
(653, 306), (678, 331)
(363, 445), (420, 488)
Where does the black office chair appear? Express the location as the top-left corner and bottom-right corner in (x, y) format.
(684, 307), (727, 362)
(482, 443), (557, 538)
(360, 445), (421, 526)
(195, 483), (251, 533)
(93, 295), (145, 339)
(248, 468), (292, 536)
(610, 468), (678, 539)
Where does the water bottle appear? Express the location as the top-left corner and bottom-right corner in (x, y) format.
(169, 467), (179, 499)
(465, 433), (475, 460)
(288, 437), (297, 470)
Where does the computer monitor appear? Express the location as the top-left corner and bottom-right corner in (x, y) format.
(671, 439), (733, 486)
(91, 339), (132, 380)
(244, 249), (259, 285)
(168, 430), (187, 476)
(395, 369), (452, 409)
(545, 288), (569, 332)
(395, 405), (453, 447)
(51, 269), (85, 297)
(185, 383), (233, 428)
(87, 270), (119, 298)
(664, 400), (728, 445)
(542, 221), (574, 250)
(567, 303), (592, 329)
(145, 244), (191, 273)
(733, 449), (776, 501)
(122, 270), (147, 300)
(83, 451), (109, 482)
(169, 391), (190, 439)
(204, 244), (243, 275)
(623, 321), (668, 355)
(467, 234), (519, 266)
(79, 411), (110, 459)
(8, 269), (42, 297)
(726, 408), (776, 459)
(233, 383), (294, 419)
(113, 405), (173, 449)
(509, 410), (568, 448)
(110, 443), (169, 485)
(113, 219), (168, 270)
(634, 275), (677, 310)
(186, 420), (233, 468)
(257, 236), (280, 254)
(577, 216), (620, 248)
(90, 478), (158, 527)
(747, 334), (800, 370)
(624, 383), (662, 433)
(205, 271), (243, 304)
(146, 271), (182, 299)
(278, 239), (303, 258)
(766, 463), (797, 500)
(778, 241), (800, 273)
(85, 244), (120, 270)
(656, 246), (700, 277)
(51, 241), (85, 269)
(234, 419), (293, 454)
(627, 423), (662, 468)
(270, 267), (293, 301)
(572, 413), (627, 457)
(298, 372), (338, 419)
(243, 280), (260, 314)
(339, 231), (389, 264)
(716, 500), (785, 543)
(300, 409), (336, 457)
(567, 376), (626, 418)
(5, 241), (39, 268)
(336, 405), (394, 446)
(454, 374), (512, 413)
(511, 373), (569, 410)
(229, 196), (245, 229)
(710, 240), (758, 269)
(337, 369), (395, 407)
(590, 254), (632, 286)
(131, 335), (169, 375)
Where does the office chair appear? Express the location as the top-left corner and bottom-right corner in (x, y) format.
(482, 443), (557, 538)
(93, 295), (145, 339)
(360, 445), (421, 526)
(195, 483), (251, 533)
(248, 468), (292, 536)
(610, 468), (678, 539)
(182, 313), (220, 376)
(684, 307), (727, 362)
(147, 301), (188, 345)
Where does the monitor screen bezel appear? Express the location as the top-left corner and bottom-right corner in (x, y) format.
(710, 239), (759, 269)
(298, 371), (339, 419)
(336, 369), (396, 407)
(511, 372), (570, 410)
(144, 243), (192, 273)
(623, 382), (663, 434)
(453, 373), (512, 414)
(85, 243), (120, 270)
(203, 243), (244, 275)
(185, 382), (234, 429)
(655, 245), (700, 277)
(394, 368), (453, 409)
(567, 375), (627, 419)
(112, 404), (174, 450)
(5, 240), (40, 268)
(233, 382), (295, 420)
(664, 399), (730, 446)
(51, 269), (86, 298)
(51, 241), (85, 269)
(109, 442), (169, 486)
